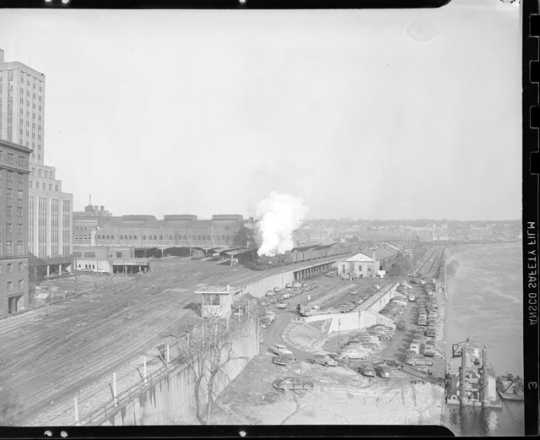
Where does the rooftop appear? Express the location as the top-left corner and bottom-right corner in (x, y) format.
(345, 253), (375, 263)
(195, 285), (241, 295)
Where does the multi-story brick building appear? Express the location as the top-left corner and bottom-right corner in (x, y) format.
(1, 49), (73, 279)
(0, 139), (31, 315)
(73, 203), (112, 247)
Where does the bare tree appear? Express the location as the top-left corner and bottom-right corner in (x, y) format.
(177, 316), (250, 425)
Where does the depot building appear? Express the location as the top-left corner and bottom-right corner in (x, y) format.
(336, 253), (382, 279)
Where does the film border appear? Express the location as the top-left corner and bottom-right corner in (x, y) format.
(523, 0), (540, 437)
(0, 0), (536, 438)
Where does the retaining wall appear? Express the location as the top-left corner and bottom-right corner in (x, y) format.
(100, 317), (259, 426)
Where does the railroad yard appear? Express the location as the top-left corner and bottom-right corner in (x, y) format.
(0, 244), (448, 426)
(0, 255), (344, 424)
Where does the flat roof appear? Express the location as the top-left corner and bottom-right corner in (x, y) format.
(195, 285), (241, 295)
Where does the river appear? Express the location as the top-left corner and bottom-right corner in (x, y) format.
(443, 241), (524, 436)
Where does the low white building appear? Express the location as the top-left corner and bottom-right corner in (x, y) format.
(197, 285), (240, 319)
(337, 253), (380, 279)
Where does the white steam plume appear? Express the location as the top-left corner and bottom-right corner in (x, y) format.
(255, 192), (308, 257)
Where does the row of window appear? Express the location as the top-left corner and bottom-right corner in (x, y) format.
(4, 223), (25, 234)
(0, 150), (27, 169)
(0, 69), (43, 90)
(95, 233), (234, 242)
(4, 279), (25, 292)
(0, 261), (25, 273)
(29, 180), (59, 192)
(33, 168), (53, 179)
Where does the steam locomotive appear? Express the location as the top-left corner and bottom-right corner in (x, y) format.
(239, 242), (357, 270)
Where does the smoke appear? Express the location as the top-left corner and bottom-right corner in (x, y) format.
(255, 192), (308, 257)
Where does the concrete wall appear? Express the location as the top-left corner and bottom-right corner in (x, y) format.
(304, 283), (400, 333)
(101, 317), (259, 426)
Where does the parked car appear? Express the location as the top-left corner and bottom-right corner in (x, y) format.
(269, 343), (291, 356)
(272, 377), (314, 392)
(358, 364), (376, 377)
(425, 327), (436, 337)
(310, 353), (338, 367)
(375, 365), (391, 378)
(272, 352), (295, 366)
(275, 302), (288, 309)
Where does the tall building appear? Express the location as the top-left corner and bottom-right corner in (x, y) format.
(0, 49), (45, 163)
(0, 139), (31, 315)
(0, 49), (73, 279)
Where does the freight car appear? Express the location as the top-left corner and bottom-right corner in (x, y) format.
(240, 242), (356, 270)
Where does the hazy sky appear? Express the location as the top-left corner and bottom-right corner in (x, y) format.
(0, 0), (521, 220)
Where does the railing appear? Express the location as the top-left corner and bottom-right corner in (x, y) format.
(79, 356), (183, 426)
(77, 312), (258, 426)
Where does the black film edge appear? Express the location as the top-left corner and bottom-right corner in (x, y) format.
(0, 0), (452, 9)
(523, 0), (540, 437)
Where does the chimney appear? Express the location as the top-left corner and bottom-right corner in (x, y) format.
(0, 49), (4, 63)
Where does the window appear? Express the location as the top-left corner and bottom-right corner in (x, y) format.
(7, 281), (13, 292)
(204, 294), (221, 306)
(18, 280), (24, 290)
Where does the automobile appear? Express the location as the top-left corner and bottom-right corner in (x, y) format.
(272, 353), (295, 366)
(424, 327), (436, 336)
(408, 294), (416, 302)
(310, 353), (338, 367)
(269, 343), (292, 356)
(423, 342), (436, 357)
(358, 364), (376, 377)
(281, 293), (292, 300)
(272, 377), (314, 393)
(375, 365), (391, 378)
(275, 302), (288, 309)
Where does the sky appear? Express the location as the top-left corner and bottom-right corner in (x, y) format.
(0, 0), (521, 220)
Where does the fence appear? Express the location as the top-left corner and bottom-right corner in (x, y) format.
(74, 305), (259, 426)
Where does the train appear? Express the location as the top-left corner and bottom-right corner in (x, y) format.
(236, 242), (358, 270)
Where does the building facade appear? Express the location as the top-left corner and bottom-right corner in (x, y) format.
(72, 246), (150, 274)
(93, 214), (246, 251)
(0, 49), (45, 163)
(1, 49), (73, 279)
(73, 203), (112, 247)
(0, 139), (31, 315)
(337, 253), (381, 279)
